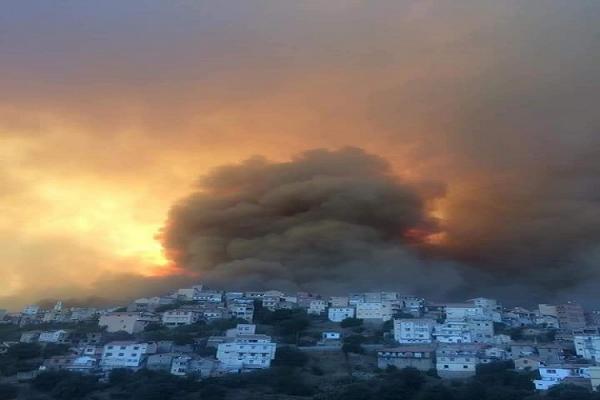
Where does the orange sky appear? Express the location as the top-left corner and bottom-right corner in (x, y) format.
(1, 1), (599, 309)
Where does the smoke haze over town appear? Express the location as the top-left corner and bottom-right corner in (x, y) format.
(1, 0), (600, 310)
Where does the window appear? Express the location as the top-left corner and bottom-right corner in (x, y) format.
(463, 365), (469, 369)
(443, 365), (449, 369)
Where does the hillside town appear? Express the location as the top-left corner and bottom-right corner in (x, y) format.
(2, 285), (600, 397)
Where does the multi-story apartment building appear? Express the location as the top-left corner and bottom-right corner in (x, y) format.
(394, 319), (435, 344)
(556, 303), (586, 330)
(434, 321), (473, 343)
(228, 300), (254, 322)
(444, 303), (486, 322)
(216, 334), (277, 372)
(161, 309), (202, 328)
(307, 300), (327, 315)
(100, 341), (155, 370)
(355, 302), (396, 321)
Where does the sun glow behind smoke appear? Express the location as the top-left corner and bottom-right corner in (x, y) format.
(34, 182), (170, 275)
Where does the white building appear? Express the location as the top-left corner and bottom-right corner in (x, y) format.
(22, 305), (40, 316)
(39, 330), (69, 343)
(226, 324), (256, 337)
(193, 290), (223, 303)
(176, 285), (203, 300)
(99, 312), (159, 334)
(328, 307), (355, 322)
(307, 300), (327, 315)
(216, 335), (277, 372)
(468, 320), (495, 343)
(444, 303), (485, 322)
(394, 319), (435, 344)
(161, 309), (202, 328)
(171, 355), (215, 377)
(436, 343), (483, 378)
(66, 356), (97, 374)
(228, 301), (254, 322)
(100, 341), (155, 370)
(534, 364), (591, 390)
(574, 335), (600, 361)
(434, 321), (473, 343)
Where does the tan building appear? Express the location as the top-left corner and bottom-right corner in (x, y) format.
(98, 312), (159, 334)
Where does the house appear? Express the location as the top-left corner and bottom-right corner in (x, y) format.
(296, 292), (321, 308)
(216, 334), (277, 372)
(436, 343), (483, 378)
(399, 296), (425, 316)
(193, 290), (223, 303)
(20, 331), (40, 343)
(356, 302), (396, 322)
(322, 332), (341, 340)
(394, 319), (435, 344)
(22, 305), (40, 316)
(66, 356), (97, 374)
(201, 306), (228, 321)
(537, 343), (563, 362)
(329, 296), (349, 307)
(128, 296), (176, 312)
(42, 355), (77, 371)
(100, 341), (156, 370)
(510, 343), (537, 358)
(226, 324), (256, 337)
(307, 300), (327, 315)
(468, 320), (495, 343)
(378, 345), (436, 371)
(171, 355), (215, 378)
(70, 308), (97, 322)
(262, 296), (282, 311)
(534, 364), (591, 390)
(589, 366), (600, 391)
(39, 330), (69, 344)
(99, 312), (159, 334)
(467, 298), (502, 322)
(574, 335), (600, 361)
(514, 356), (544, 371)
(328, 307), (355, 322)
(482, 346), (509, 362)
(146, 353), (177, 371)
(161, 309), (202, 328)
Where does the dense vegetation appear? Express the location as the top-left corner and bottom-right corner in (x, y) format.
(12, 361), (600, 400)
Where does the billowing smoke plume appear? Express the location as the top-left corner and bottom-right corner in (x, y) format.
(161, 147), (466, 297)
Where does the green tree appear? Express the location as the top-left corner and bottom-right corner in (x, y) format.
(341, 318), (363, 328)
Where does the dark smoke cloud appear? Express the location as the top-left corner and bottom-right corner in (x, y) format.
(161, 147), (466, 298)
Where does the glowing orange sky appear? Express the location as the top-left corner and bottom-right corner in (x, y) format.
(1, 0), (598, 309)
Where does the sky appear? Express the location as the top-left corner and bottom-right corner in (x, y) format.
(1, 1), (599, 310)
